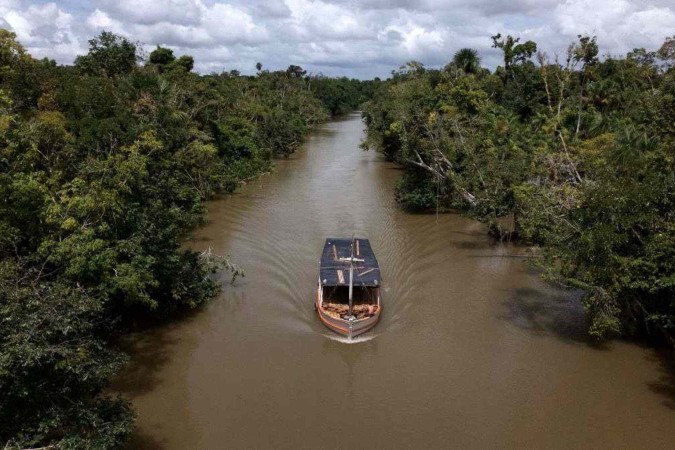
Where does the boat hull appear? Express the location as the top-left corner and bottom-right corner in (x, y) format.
(316, 284), (381, 338)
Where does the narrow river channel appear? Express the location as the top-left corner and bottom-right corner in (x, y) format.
(116, 113), (674, 449)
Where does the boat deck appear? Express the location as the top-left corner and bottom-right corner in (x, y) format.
(319, 238), (380, 287)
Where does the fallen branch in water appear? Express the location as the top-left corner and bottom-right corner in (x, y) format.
(199, 247), (245, 284)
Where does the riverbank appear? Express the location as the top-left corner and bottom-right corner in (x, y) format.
(0, 29), (376, 447)
(361, 39), (675, 344)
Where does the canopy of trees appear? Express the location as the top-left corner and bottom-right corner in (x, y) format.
(310, 75), (375, 115)
(363, 34), (674, 345)
(0, 30), (370, 448)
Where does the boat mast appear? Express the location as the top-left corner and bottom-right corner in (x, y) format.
(348, 237), (354, 315)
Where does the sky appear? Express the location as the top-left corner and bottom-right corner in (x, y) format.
(1, 0), (674, 79)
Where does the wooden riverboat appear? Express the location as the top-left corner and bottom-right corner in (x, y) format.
(316, 238), (381, 338)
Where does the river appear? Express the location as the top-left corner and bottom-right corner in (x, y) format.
(115, 113), (674, 449)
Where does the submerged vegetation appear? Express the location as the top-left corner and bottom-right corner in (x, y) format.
(0, 30), (370, 447)
(363, 35), (674, 344)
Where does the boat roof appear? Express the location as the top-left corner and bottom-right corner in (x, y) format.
(320, 238), (380, 287)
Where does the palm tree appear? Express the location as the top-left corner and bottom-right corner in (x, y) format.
(452, 48), (481, 74)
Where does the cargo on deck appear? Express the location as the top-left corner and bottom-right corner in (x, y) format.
(315, 238), (381, 337)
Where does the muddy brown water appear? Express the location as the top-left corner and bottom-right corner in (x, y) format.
(115, 113), (674, 449)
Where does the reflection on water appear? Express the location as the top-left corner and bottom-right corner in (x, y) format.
(115, 113), (675, 449)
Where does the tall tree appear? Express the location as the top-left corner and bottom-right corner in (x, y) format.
(452, 48), (481, 74)
(491, 33), (537, 72)
(286, 64), (307, 78)
(74, 31), (139, 77)
(149, 45), (175, 65)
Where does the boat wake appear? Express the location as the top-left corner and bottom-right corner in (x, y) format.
(322, 332), (378, 344)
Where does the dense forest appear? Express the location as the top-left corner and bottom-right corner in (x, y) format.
(0, 30), (371, 448)
(362, 35), (674, 345)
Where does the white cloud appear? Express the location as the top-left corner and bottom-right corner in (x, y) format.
(2, 2), (84, 62)
(203, 3), (268, 44)
(1, 0), (674, 77)
(86, 9), (123, 33)
(554, 0), (675, 55)
(246, 0), (292, 18)
(84, 1), (267, 49)
(284, 0), (373, 41)
(97, 0), (205, 26)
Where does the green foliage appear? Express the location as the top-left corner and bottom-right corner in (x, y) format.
(0, 270), (134, 448)
(452, 48), (481, 74)
(149, 46), (175, 65)
(286, 64), (307, 78)
(0, 29), (29, 79)
(395, 171), (439, 211)
(363, 35), (675, 345)
(173, 55), (194, 72)
(310, 76), (375, 115)
(491, 33), (537, 72)
(75, 31), (139, 77)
